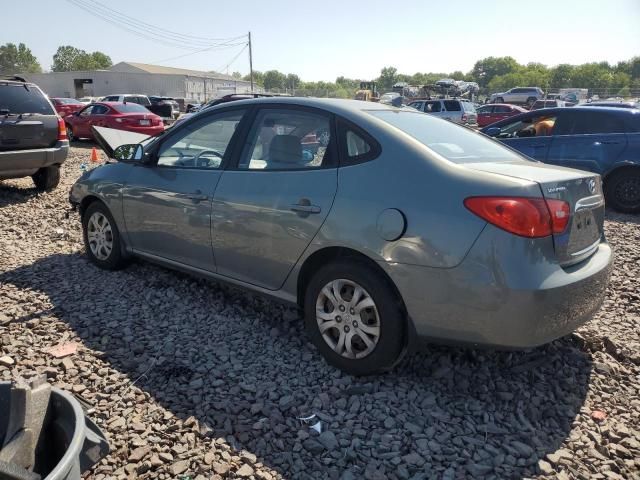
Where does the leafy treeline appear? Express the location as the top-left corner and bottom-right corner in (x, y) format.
(1, 43), (637, 98)
(0, 43), (112, 74)
(246, 56), (640, 98)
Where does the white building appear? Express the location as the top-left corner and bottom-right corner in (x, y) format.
(23, 62), (254, 102)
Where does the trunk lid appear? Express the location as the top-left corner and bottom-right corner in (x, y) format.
(466, 160), (605, 266)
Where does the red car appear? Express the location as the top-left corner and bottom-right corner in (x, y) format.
(50, 97), (84, 118)
(476, 103), (527, 127)
(65, 102), (164, 141)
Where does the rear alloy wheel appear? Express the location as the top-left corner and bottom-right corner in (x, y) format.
(605, 169), (640, 213)
(304, 261), (405, 375)
(31, 165), (60, 191)
(82, 202), (128, 270)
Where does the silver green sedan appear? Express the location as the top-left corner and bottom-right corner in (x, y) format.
(69, 98), (613, 375)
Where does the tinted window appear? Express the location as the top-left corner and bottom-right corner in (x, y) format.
(493, 105), (511, 113)
(0, 84), (54, 115)
(346, 130), (371, 157)
(443, 101), (461, 111)
(477, 105), (493, 114)
(79, 106), (94, 116)
(511, 88), (524, 93)
(409, 102), (424, 111)
(424, 101), (441, 112)
(572, 112), (625, 134)
(115, 103), (150, 113)
(56, 98), (79, 104)
(157, 110), (245, 169)
(370, 110), (523, 164)
(104, 96), (119, 101)
(239, 109), (332, 170)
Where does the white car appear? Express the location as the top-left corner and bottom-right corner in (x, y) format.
(489, 87), (544, 106)
(408, 99), (478, 126)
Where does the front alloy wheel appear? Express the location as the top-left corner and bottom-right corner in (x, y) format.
(316, 279), (381, 359)
(87, 211), (113, 260)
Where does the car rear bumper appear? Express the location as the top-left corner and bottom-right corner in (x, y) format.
(0, 141), (69, 179)
(386, 225), (613, 349)
(119, 125), (165, 136)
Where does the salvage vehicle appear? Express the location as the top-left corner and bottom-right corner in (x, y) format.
(65, 102), (164, 141)
(409, 98), (478, 126)
(50, 97), (85, 117)
(70, 97), (613, 375)
(489, 87), (544, 107)
(0, 76), (68, 190)
(475, 103), (526, 127)
(148, 96), (180, 119)
(531, 99), (567, 110)
(99, 94), (173, 121)
(481, 106), (640, 213)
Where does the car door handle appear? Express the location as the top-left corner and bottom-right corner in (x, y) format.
(290, 200), (321, 214)
(598, 141), (620, 145)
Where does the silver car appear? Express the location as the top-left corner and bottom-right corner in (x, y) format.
(408, 99), (478, 126)
(69, 98), (613, 375)
(490, 87), (544, 106)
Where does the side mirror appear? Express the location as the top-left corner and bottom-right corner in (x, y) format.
(114, 144), (144, 162)
(484, 127), (501, 137)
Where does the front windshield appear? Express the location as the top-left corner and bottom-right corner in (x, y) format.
(369, 110), (525, 164)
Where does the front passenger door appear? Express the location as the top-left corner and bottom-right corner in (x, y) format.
(212, 107), (338, 290)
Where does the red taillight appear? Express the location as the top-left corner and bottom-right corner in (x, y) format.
(464, 196), (570, 238)
(546, 199), (570, 233)
(57, 117), (68, 141)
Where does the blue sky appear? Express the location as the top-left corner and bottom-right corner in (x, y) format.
(3, 0), (640, 81)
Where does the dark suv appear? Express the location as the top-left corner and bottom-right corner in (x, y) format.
(0, 76), (69, 190)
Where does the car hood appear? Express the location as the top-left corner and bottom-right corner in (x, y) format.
(92, 125), (153, 158)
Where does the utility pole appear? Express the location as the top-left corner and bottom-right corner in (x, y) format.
(248, 31), (254, 93)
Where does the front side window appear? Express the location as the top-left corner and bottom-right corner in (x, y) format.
(156, 110), (245, 169)
(424, 101), (441, 113)
(494, 114), (557, 138)
(92, 105), (109, 115)
(477, 105), (493, 114)
(238, 109), (332, 170)
(493, 105), (511, 113)
(79, 105), (94, 116)
(409, 102), (424, 111)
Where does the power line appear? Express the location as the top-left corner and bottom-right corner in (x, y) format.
(77, 0), (245, 43)
(214, 44), (249, 75)
(152, 42), (247, 65)
(65, 0), (246, 50)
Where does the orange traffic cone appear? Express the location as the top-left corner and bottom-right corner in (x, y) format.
(90, 147), (100, 163)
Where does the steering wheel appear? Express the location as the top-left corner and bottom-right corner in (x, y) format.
(194, 149), (223, 168)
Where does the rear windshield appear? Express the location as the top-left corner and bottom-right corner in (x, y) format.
(114, 103), (151, 113)
(0, 84), (55, 115)
(369, 110), (523, 164)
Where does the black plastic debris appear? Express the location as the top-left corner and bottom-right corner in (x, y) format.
(0, 378), (109, 480)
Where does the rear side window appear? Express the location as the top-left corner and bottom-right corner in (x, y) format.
(493, 105), (511, 113)
(104, 96), (118, 101)
(557, 112), (626, 135)
(0, 84), (54, 115)
(477, 105), (493, 114)
(346, 130), (371, 157)
(444, 101), (461, 111)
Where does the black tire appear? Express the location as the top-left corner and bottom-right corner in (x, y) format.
(605, 169), (640, 213)
(494, 97), (504, 103)
(31, 165), (60, 191)
(82, 201), (128, 270)
(66, 124), (74, 142)
(304, 260), (405, 375)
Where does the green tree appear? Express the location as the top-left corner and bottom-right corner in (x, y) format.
(263, 70), (286, 91)
(231, 71), (242, 79)
(243, 70), (264, 87)
(52, 45), (111, 72)
(286, 73), (300, 90)
(0, 43), (41, 74)
(378, 66), (398, 91)
(471, 56), (519, 87)
(549, 64), (575, 88)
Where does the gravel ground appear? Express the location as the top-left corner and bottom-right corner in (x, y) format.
(1, 146), (639, 480)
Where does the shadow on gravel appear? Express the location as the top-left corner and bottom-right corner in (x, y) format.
(0, 183), (41, 207)
(1, 252), (593, 479)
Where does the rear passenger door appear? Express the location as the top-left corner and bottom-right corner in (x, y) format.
(442, 100), (461, 122)
(546, 111), (628, 174)
(211, 106), (338, 290)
